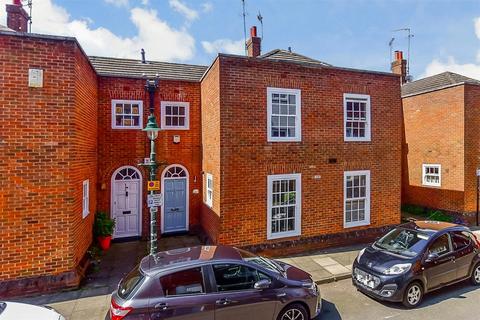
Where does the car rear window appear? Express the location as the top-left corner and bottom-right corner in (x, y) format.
(118, 264), (144, 299)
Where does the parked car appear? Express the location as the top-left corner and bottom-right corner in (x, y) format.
(109, 245), (321, 320)
(0, 301), (65, 320)
(353, 221), (480, 308)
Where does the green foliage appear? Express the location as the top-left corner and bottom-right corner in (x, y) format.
(427, 210), (454, 223)
(401, 204), (425, 216)
(402, 204), (455, 223)
(93, 212), (116, 237)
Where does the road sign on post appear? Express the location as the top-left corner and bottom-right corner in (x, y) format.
(147, 180), (160, 191)
(147, 193), (163, 207)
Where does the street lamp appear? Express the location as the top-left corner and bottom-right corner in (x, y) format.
(140, 77), (163, 255)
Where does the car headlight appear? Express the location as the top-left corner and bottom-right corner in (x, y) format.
(382, 263), (411, 275)
(356, 248), (366, 263)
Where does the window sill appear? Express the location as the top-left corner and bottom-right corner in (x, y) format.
(267, 230), (301, 240)
(344, 138), (371, 142)
(112, 127), (143, 130)
(344, 220), (370, 229)
(422, 184), (441, 188)
(162, 127), (190, 131)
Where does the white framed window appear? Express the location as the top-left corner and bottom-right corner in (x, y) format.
(205, 173), (213, 207)
(344, 93), (371, 141)
(267, 173), (301, 240)
(422, 164), (441, 187)
(161, 101), (190, 130)
(111, 100), (143, 129)
(267, 88), (301, 142)
(82, 179), (90, 219)
(344, 171), (370, 228)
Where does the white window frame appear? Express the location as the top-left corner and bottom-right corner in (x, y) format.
(111, 99), (143, 129)
(82, 179), (90, 219)
(205, 173), (213, 207)
(343, 93), (371, 142)
(267, 173), (302, 240)
(422, 164), (441, 187)
(161, 101), (190, 130)
(267, 87), (302, 142)
(344, 170), (370, 228)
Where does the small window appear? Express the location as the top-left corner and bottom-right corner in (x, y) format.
(111, 100), (143, 129)
(160, 267), (205, 296)
(422, 164), (441, 187)
(451, 232), (471, 251)
(161, 101), (190, 130)
(344, 171), (370, 228)
(267, 88), (301, 142)
(212, 264), (267, 292)
(344, 93), (371, 141)
(205, 173), (213, 207)
(428, 234), (451, 256)
(267, 173), (301, 239)
(82, 180), (89, 218)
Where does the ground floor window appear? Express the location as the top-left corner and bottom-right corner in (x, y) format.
(422, 164), (441, 187)
(344, 170), (370, 228)
(267, 173), (301, 239)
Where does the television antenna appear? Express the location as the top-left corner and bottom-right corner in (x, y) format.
(257, 11), (263, 39)
(388, 37), (395, 63)
(241, 0), (247, 55)
(393, 28), (414, 78)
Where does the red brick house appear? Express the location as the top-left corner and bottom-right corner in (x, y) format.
(0, 2), (402, 296)
(401, 70), (480, 218)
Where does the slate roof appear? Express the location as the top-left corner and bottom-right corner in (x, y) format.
(88, 56), (208, 82)
(260, 49), (331, 66)
(402, 71), (480, 97)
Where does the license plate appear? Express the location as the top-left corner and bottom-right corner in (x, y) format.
(355, 269), (376, 289)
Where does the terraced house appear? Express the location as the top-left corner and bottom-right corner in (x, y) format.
(0, 1), (402, 296)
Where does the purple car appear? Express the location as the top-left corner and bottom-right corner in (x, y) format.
(109, 245), (321, 320)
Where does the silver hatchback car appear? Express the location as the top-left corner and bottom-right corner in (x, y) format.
(109, 245), (321, 320)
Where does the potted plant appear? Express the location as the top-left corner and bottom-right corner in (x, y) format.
(94, 212), (116, 250)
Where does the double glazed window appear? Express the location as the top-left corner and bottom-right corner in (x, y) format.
(205, 173), (213, 207)
(344, 171), (370, 228)
(344, 93), (371, 141)
(422, 164), (441, 187)
(82, 180), (89, 219)
(112, 100), (143, 129)
(161, 101), (189, 129)
(267, 88), (301, 142)
(267, 174), (301, 239)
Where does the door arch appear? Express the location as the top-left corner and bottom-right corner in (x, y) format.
(111, 166), (142, 238)
(161, 164), (189, 233)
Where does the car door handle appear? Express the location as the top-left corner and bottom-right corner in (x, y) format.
(155, 302), (168, 310)
(215, 298), (232, 305)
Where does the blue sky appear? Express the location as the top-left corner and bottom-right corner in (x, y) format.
(2, 0), (480, 80)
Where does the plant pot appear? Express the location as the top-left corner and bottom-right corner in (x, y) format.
(97, 235), (112, 251)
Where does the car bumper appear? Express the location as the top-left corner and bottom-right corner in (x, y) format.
(352, 263), (409, 302)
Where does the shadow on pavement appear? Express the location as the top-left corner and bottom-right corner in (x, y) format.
(315, 299), (342, 320)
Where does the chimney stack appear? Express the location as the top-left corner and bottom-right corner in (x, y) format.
(6, 0), (29, 32)
(391, 50), (407, 84)
(246, 26), (261, 58)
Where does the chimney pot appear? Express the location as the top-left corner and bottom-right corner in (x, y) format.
(13, 0), (22, 5)
(250, 26), (257, 38)
(394, 50), (403, 61)
(391, 50), (407, 84)
(246, 25), (261, 58)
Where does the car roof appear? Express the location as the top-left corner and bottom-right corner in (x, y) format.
(139, 245), (244, 275)
(400, 220), (468, 235)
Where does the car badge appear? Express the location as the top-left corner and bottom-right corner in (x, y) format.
(368, 262), (373, 268)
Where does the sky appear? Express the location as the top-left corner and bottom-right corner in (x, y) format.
(1, 0), (480, 81)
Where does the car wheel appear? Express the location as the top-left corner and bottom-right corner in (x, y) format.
(402, 282), (423, 308)
(277, 303), (309, 320)
(471, 263), (480, 285)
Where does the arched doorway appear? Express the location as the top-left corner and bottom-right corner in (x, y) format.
(111, 166), (142, 238)
(161, 164), (189, 233)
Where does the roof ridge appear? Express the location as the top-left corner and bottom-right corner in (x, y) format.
(88, 55), (207, 68)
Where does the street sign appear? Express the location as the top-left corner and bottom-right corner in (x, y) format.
(147, 193), (163, 208)
(148, 180), (160, 191)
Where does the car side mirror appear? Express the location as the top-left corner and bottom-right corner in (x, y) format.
(254, 279), (271, 290)
(425, 252), (439, 263)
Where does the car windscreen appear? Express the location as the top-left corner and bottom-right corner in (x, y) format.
(118, 264), (144, 299)
(375, 227), (431, 257)
(236, 248), (282, 274)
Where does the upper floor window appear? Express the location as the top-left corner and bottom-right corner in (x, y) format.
(161, 101), (190, 130)
(344, 170), (370, 228)
(423, 164), (441, 187)
(82, 180), (89, 219)
(267, 88), (301, 142)
(111, 100), (143, 129)
(344, 93), (371, 142)
(205, 173), (213, 207)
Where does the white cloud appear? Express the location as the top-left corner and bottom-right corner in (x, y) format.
(423, 17), (480, 80)
(0, 0), (195, 62)
(201, 38), (245, 55)
(202, 2), (213, 13)
(169, 0), (198, 22)
(104, 0), (129, 7)
(141, 0), (149, 5)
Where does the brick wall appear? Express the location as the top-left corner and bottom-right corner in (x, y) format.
(402, 86), (465, 212)
(464, 84), (480, 213)
(96, 76), (202, 237)
(207, 55), (402, 247)
(0, 33), (96, 294)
